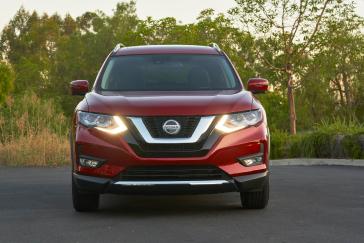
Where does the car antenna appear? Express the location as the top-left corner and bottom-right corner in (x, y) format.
(209, 43), (222, 53)
(113, 43), (126, 53)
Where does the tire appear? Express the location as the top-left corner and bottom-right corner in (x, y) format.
(72, 179), (100, 212)
(240, 181), (269, 209)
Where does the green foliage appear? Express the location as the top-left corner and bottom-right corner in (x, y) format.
(259, 92), (289, 131)
(232, 0), (362, 134)
(315, 119), (364, 134)
(341, 134), (364, 159)
(0, 62), (14, 104)
(270, 130), (291, 159)
(300, 132), (332, 158)
(271, 120), (364, 159)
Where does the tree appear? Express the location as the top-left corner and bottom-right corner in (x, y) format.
(0, 7), (63, 94)
(1, 0), (362, 131)
(0, 62), (14, 104)
(231, 0), (358, 134)
(302, 17), (364, 123)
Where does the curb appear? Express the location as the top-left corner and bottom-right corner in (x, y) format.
(271, 158), (364, 167)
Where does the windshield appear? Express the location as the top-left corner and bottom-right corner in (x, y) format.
(98, 54), (241, 91)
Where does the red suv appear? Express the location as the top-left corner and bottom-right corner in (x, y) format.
(70, 44), (270, 212)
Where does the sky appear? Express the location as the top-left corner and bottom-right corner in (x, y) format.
(0, 0), (363, 31)
(0, 0), (236, 30)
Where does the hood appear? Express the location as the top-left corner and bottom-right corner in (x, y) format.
(85, 90), (260, 116)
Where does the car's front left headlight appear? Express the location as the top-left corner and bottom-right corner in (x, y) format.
(78, 111), (127, 134)
(215, 109), (262, 133)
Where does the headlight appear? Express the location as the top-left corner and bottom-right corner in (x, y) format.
(78, 111), (127, 134)
(215, 109), (262, 133)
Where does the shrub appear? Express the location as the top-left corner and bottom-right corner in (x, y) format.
(299, 132), (332, 158)
(270, 119), (364, 159)
(270, 130), (290, 159)
(341, 134), (364, 159)
(0, 62), (14, 104)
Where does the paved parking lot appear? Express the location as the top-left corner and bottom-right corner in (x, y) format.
(0, 165), (363, 243)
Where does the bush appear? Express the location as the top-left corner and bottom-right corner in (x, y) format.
(270, 130), (290, 159)
(341, 134), (364, 159)
(299, 132), (332, 158)
(270, 120), (364, 159)
(0, 62), (14, 104)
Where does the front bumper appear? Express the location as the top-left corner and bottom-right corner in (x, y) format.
(73, 171), (269, 195)
(72, 121), (270, 179)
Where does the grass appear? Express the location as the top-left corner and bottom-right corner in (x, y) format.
(315, 118), (364, 134)
(0, 129), (69, 167)
(0, 92), (70, 167)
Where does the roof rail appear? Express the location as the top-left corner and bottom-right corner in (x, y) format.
(113, 43), (125, 52)
(209, 43), (221, 52)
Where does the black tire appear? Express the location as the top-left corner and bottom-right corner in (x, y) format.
(72, 179), (99, 212)
(240, 181), (269, 209)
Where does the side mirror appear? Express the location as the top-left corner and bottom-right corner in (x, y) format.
(247, 78), (269, 94)
(70, 80), (89, 96)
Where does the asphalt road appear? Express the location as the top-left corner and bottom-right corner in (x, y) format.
(0, 166), (363, 243)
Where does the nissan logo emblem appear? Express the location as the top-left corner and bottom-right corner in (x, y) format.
(162, 120), (181, 135)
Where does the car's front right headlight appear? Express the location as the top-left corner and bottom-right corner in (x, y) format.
(215, 109), (262, 133)
(78, 111), (127, 134)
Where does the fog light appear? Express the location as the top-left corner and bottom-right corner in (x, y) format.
(79, 157), (104, 168)
(238, 154), (263, 167)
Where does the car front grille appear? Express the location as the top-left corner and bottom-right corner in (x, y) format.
(118, 165), (229, 181)
(123, 116), (220, 158)
(128, 140), (209, 157)
(142, 116), (200, 138)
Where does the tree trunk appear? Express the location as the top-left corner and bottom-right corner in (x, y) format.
(287, 65), (296, 135)
(342, 72), (351, 106)
(333, 77), (345, 107)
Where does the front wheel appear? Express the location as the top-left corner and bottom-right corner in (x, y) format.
(72, 179), (99, 212)
(240, 181), (269, 209)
